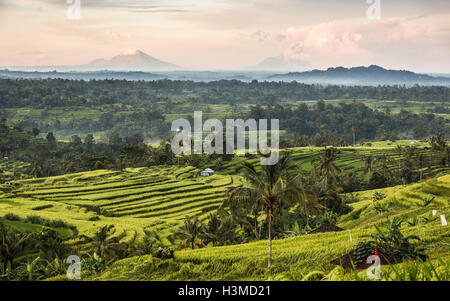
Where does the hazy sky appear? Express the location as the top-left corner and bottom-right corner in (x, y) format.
(0, 0), (449, 72)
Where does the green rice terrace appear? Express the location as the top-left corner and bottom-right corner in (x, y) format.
(67, 175), (450, 280)
(0, 166), (242, 243)
(206, 142), (448, 179)
(0, 145), (449, 281)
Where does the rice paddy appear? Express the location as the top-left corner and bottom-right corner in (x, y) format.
(81, 175), (449, 281)
(0, 166), (242, 244)
(0, 147), (448, 281)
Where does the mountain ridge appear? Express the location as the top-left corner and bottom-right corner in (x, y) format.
(268, 65), (450, 86)
(87, 50), (180, 71)
(0, 65), (449, 86)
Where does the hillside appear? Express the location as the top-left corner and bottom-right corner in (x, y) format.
(82, 175), (449, 280)
(0, 153), (448, 281)
(87, 50), (181, 71)
(0, 166), (242, 244)
(269, 65), (450, 86)
(205, 143), (450, 179)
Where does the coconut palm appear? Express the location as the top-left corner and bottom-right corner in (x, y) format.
(202, 212), (239, 246)
(81, 225), (124, 258)
(395, 145), (403, 172)
(0, 224), (32, 272)
(416, 153), (426, 181)
(362, 155), (374, 175)
(222, 152), (306, 269)
(311, 148), (341, 188)
(173, 216), (206, 250)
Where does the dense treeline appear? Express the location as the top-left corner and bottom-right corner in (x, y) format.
(0, 111), (232, 179)
(1, 79), (448, 142)
(0, 79), (448, 109)
(248, 101), (448, 144)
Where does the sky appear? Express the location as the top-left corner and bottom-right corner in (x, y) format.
(0, 0), (449, 72)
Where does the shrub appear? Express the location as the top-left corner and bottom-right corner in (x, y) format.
(369, 171), (389, 189)
(32, 204), (54, 211)
(24, 215), (77, 233)
(153, 247), (175, 260)
(37, 228), (69, 261)
(25, 215), (45, 225)
(316, 211), (339, 227)
(82, 253), (114, 274)
(372, 191), (387, 202)
(353, 241), (377, 267)
(349, 208), (362, 220)
(320, 191), (352, 215)
(344, 193), (360, 204)
(361, 217), (425, 262)
(4, 213), (21, 221)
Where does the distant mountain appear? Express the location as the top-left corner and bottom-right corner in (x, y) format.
(1, 65), (449, 86)
(268, 65), (450, 86)
(246, 55), (309, 71)
(0, 69), (164, 81)
(87, 50), (180, 71)
(1, 50), (181, 72)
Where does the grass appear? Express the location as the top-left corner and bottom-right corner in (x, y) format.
(0, 146), (448, 281)
(47, 174), (449, 281)
(205, 143), (449, 180)
(0, 166), (242, 244)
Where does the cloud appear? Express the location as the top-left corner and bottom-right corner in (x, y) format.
(250, 30), (273, 42)
(13, 0), (195, 12)
(252, 18), (428, 68)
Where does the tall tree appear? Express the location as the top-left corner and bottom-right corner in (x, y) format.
(311, 148), (342, 188)
(222, 152), (305, 269)
(173, 216), (206, 250)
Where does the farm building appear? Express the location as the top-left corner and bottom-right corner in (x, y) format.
(200, 168), (215, 176)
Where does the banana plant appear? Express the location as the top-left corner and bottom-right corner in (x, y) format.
(26, 256), (41, 281)
(416, 197), (435, 207)
(362, 217), (422, 261)
(373, 202), (389, 214)
(0, 224), (32, 272)
(422, 212), (439, 224)
(406, 216), (419, 227)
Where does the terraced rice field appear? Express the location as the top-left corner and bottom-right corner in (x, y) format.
(0, 166), (243, 243)
(81, 175), (450, 281)
(212, 144), (450, 180)
(0, 158), (30, 178)
(1, 154), (448, 281)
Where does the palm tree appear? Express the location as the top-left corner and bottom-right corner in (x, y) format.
(81, 225), (122, 258)
(202, 212), (239, 246)
(222, 152), (305, 269)
(132, 229), (164, 255)
(362, 155), (374, 175)
(395, 145), (403, 174)
(0, 224), (31, 272)
(173, 216), (206, 250)
(416, 153), (426, 181)
(311, 148), (341, 188)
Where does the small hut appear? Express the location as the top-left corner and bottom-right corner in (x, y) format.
(200, 168), (215, 176)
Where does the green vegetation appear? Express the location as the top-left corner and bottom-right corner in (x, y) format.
(81, 174), (449, 281)
(1, 79), (448, 143)
(0, 166), (242, 243)
(0, 78), (448, 281)
(0, 155), (448, 281)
